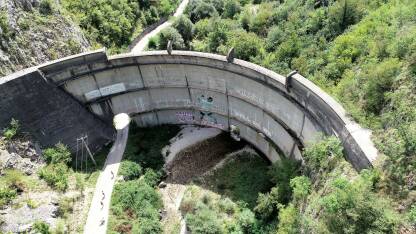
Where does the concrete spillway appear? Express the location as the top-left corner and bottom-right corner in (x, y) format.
(0, 49), (377, 170)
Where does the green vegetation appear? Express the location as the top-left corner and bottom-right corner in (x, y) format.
(0, 187), (17, 208)
(108, 124), (180, 233)
(38, 143), (72, 191)
(61, 0), (180, 53)
(2, 118), (19, 141)
(180, 186), (258, 234)
(196, 152), (272, 209)
(147, 1), (416, 231)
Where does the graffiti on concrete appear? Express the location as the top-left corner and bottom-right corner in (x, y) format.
(176, 111), (194, 123)
(197, 95), (218, 124)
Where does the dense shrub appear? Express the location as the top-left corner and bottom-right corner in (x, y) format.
(173, 15), (194, 43)
(39, 0), (54, 15)
(0, 187), (17, 208)
(227, 30), (262, 60)
(38, 163), (69, 191)
(3, 169), (26, 192)
(303, 136), (343, 172)
(186, 205), (224, 234)
(119, 160), (142, 181)
(268, 158), (301, 204)
(189, 1), (218, 23)
(32, 221), (51, 234)
(254, 187), (280, 220)
(319, 176), (399, 233)
(222, 0), (241, 19)
(157, 27), (185, 50)
(276, 204), (299, 234)
(289, 176), (311, 203)
(43, 143), (72, 165)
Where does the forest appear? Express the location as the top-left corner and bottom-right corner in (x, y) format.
(0, 0), (415, 233)
(145, 0), (416, 233)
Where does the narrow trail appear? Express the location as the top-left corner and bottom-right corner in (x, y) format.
(131, 0), (189, 53)
(84, 114), (130, 234)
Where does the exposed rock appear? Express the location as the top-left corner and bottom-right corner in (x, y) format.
(0, 0), (90, 77)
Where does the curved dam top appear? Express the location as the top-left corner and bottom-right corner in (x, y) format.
(0, 49), (378, 170)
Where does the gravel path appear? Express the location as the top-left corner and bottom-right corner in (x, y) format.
(131, 0), (189, 53)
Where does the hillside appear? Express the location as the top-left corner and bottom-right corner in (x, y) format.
(0, 0), (89, 77)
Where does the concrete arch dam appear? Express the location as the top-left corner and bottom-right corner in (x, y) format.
(0, 49), (377, 170)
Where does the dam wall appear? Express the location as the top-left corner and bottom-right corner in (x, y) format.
(0, 63), (114, 152)
(1, 49), (377, 170)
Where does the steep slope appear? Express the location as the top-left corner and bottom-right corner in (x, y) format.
(0, 0), (89, 77)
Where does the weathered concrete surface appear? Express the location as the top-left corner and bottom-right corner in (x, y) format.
(0, 67), (113, 153)
(1, 50), (378, 170)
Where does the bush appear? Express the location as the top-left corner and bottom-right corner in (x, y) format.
(409, 205), (416, 225)
(157, 27), (185, 50)
(32, 221), (51, 234)
(186, 205), (224, 234)
(132, 218), (163, 234)
(290, 176), (311, 203)
(173, 15), (194, 43)
(189, 1), (218, 22)
(320, 176), (399, 233)
(43, 143), (72, 165)
(142, 168), (161, 187)
(3, 118), (19, 140)
(227, 30), (263, 60)
(39, 0), (53, 15)
(303, 136), (343, 172)
(38, 163), (69, 191)
(57, 197), (75, 218)
(0, 187), (17, 208)
(119, 161), (142, 181)
(3, 169), (26, 192)
(276, 204), (299, 234)
(268, 158), (301, 204)
(254, 186), (280, 220)
(222, 0), (241, 19)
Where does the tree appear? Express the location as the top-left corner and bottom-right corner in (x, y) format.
(290, 176), (311, 204)
(157, 27), (185, 50)
(222, 0), (241, 19)
(277, 204), (300, 234)
(173, 15), (194, 43)
(254, 187), (280, 220)
(119, 161), (142, 181)
(190, 1), (218, 23)
(227, 30), (263, 60)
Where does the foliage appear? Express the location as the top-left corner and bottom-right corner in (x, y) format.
(186, 203), (225, 234)
(276, 204), (299, 234)
(290, 176), (311, 203)
(141, 168), (161, 187)
(57, 196), (75, 218)
(254, 187), (280, 221)
(39, 0), (54, 15)
(197, 152), (272, 208)
(3, 169), (26, 192)
(43, 143), (72, 165)
(319, 176), (399, 233)
(226, 30), (262, 61)
(157, 26), (185, 50)
(38, 163), (69, 191)
(303, 136), (344, 172)
(173, 15), (194, 43)
(0, 187), (17, 208)
(409, 205), (416, 225)
(268, 158), (301, 204)
(188, 0), (218, 23)
(3, 118), (19, 140)
(119, 160), (142, 181)
(33, 221), (51, 234)
(62, 0), (179, 52)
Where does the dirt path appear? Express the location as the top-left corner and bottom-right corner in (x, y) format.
(131, 0), (189, 53)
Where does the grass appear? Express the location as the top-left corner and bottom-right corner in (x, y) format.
(197, 152), (273, 209)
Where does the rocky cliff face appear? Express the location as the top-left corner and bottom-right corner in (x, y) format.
(0, 0), (89, 77)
